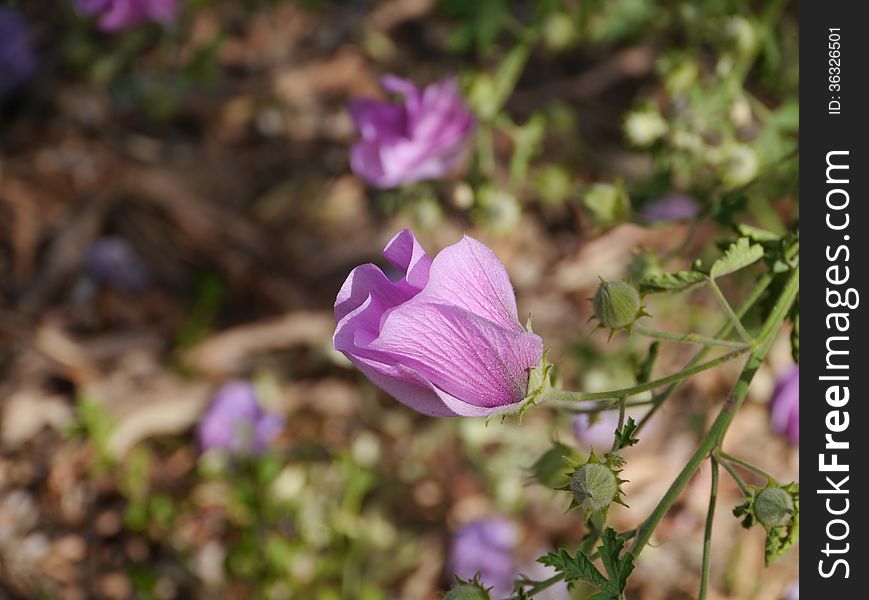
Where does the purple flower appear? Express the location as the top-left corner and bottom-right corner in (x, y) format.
(197, 381), (283, 455)
(769, 365), (798, 445)
(333, 230), (543, 417)
(642, 193), (700, 222)
(450, 518), (517, 597)
(572, 411), (621, 452)
(74, 0), (178, 32)
(348, 76), (476, 189)
(0, 7), (37, 98)
(86, 236), (151, 293)
(782, 581), (798, 600)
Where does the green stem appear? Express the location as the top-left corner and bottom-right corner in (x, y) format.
(633, 323), (748, 349)
(552, 398), (654, 414)
(715, 450), (777, 483)
(699, 457), (719, 600)
(612, 396), (627, 452)
(545, 347), (749, 404)
(718, 455), (751, 496)
(635, 268), (775, 434)
(509, 574), (564, 599)
(629, 265), (798, 559)
(707, 277), (753, 343)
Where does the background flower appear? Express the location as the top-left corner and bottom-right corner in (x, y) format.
(0, 7), (37, 98)
(642, 193), (700, 222)
(769, 365), (798, 445)
(333, 230), (542, 417)
(86, 236), (151, 293)
(197, 381), (283, 455)
(349, 76), (475, 189)
(449, 518), (517, 597)
(572, 411), (621, 452)
(74, 0), (178, 32)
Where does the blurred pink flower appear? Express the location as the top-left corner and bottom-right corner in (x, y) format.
(769, 365), (798, 445)
(572, 411), (621, 452)
(0, 7), (37, 98)
(197, 381), (283, 456)
(450, 518), (517, 597)
(86, 236), (150, 293)
(348, 76), (475, 189)
(642, 193), (700, 222)
(74, 0), (178, 32)
(782, 581), (799, 600)
(333, 230), (542, 417)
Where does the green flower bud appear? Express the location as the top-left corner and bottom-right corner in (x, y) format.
(474, 185), (521, 234)
(593, 280), (642, 330)
(624, 107), (668, 147)
(582, 182), (631, 227)
(444, 584), (491, 600)
(570, 462), (618, 514)
(755, 486), (795, 528)
(531, 442), (580, 488)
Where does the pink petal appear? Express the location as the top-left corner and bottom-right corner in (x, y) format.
(414, 236), (523, 332)
(370, 302), (542, 409)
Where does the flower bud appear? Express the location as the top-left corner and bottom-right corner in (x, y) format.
(754, 486), (795, 528)
(582, 182), (631, 227)
(444, 584), (491, 600)
(570, 462), (618, 514)
(592, 280), (642, 331)
(624, 107), (668, 147)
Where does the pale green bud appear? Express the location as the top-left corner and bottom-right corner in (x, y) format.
(755, 487), (795, 528)
(593, 281), (642, 330)
(570, 462), (618, 514)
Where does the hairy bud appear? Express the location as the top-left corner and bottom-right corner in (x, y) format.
(570, 462), (618, 514)
(593, 280), (642, 331)
(754, 486), (795, 528)
(444, 583), (491, 600)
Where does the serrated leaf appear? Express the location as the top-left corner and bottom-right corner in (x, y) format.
(736, 224), (781, 242)
(709, 238), (763, 279)
(599, 528), (635, 593)
(539, 549), (610, 591)
(613, 417), (640, 450)
(638, 271), (706, 294)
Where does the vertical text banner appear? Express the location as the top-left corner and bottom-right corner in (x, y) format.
(801, 1), (867, 595)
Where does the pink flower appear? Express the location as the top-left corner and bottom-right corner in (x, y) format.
(348, 76), (475, 189)
(74, 0), (178, 32)
(572, 411), (622, 452)
(450, 518), (517, 597)
(641, 193), (700, 222)
(769, 365), (798, 445)
(333, 230), (543, 416)
(197, 381), (283, 456)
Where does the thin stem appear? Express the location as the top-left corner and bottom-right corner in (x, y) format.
(552, 398), (654, 414)
(612, 396), (627, 452)
(633, 323), (748, 350)
(718, 455), (751, 496)
(716, 450), (777, 483)
(707, 277), (753, 343)
(635, 269), (775, 434)
(699, 458), (719, 600)
(509, 574), (564, 599)
(545, 346), (749, 404)
(629, 265), (798, 559)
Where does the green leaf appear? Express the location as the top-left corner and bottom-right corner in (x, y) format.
(709, 237), (763, 279)
(613, 417), (640, 450)
(736, 224), (781, 242)
(599, 528), (635, 593)
(638, 271), (706, 294)
(539, 549), (610, 591)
